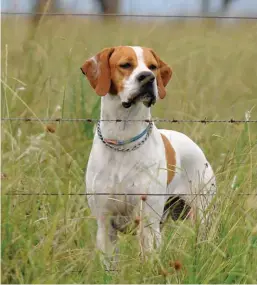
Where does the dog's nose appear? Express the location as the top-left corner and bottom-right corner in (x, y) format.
(136, 72), (155, 85)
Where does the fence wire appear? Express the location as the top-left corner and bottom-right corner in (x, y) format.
(3, 193), (256, 196)
(1, 117), (257, 124)
(2, 115), (256, 199)
(2, 12), (257, 20)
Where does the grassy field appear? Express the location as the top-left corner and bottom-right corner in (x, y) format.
(1, 16), (257, 284)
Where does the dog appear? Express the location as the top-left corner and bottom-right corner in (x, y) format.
(81, 46), (216, 269)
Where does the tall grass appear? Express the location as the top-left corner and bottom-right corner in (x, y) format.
(1, 16), (257, 283)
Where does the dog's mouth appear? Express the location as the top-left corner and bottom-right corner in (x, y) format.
(122, 92), (156, 109)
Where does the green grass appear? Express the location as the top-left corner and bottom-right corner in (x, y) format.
(1, 17), (257, 283)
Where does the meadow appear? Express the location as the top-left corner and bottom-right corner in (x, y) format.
(1, 16), (257, 283)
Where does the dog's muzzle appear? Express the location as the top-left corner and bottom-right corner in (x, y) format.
(122, 72), (156, 108)
(122, 91), (156, 108)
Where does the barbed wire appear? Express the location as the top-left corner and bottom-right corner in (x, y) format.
(1, 117), (257, 124)
(3, 192), (256, 196)
(2, 12), (257, 20)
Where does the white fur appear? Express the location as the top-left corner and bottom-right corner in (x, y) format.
(119, 46), (159, 104)
(85, 46), (216, 269)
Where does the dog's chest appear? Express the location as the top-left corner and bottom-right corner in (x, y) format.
(86, 134), (167, 193)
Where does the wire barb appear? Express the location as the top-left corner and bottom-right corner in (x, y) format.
(1, 117), (257, 123)
(2, 12), (257, 20)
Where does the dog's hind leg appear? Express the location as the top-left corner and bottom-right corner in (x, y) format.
(96, 216), (118, 271)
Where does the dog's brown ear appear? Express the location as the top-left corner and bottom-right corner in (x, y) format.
(150, 49), (172, 99)
(81, 47), (115, 96)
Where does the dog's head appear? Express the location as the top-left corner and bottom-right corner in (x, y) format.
(81, 46), (172, 108)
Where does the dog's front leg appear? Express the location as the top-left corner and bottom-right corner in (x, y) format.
(139, 220), (161, 261)
(96, 217), (118, 271)
(137, 198), (162, 261)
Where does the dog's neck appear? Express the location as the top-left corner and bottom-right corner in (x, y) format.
(100, 94), (151, 141)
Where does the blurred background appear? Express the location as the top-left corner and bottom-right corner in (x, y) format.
(2, 0), (257, 16)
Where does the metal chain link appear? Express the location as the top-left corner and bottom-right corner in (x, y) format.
(97, 121), (153, 152)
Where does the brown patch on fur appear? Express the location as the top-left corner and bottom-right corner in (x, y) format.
(81, 47), (115, 96)
(109, 46), (138, 95)
(81, 46), (139, 96)
(143, 48), (172, 99)
(142, 47), (158, 72)
(161, 134), (176, 185)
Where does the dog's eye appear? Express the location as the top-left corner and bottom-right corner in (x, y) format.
(119, 63), (132, 69)
(149, 64), (157, 71)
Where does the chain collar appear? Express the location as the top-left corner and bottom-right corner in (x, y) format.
(97, 121), (153, 152)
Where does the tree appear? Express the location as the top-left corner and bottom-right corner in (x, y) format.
(96, 0), (119, 14)
(201, 0), (236, 14)
(32, 0), (60, 26)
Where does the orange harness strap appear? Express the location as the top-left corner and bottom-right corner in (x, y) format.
(161, 134), (176, 185)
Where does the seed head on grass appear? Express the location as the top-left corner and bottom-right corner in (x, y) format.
(1, 173), (8, 180)
(141, 194), (147, 201)
(45, 124), (56, 133)
(134, 216), (140, 225)
(170, 260), (182, 271)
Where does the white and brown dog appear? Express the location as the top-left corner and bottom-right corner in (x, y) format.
(81, 46), (216, 268)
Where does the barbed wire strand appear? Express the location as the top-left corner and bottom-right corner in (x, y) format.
(3, 192), (256, 196)
(1, 12), (257, 20)
(1, 117), (257, 123)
